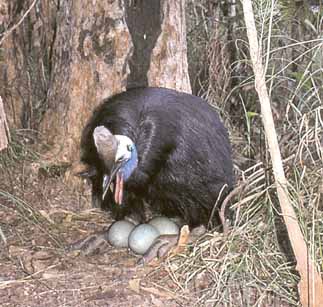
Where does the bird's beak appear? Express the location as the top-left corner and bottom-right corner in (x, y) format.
(102, 162), (124, 205)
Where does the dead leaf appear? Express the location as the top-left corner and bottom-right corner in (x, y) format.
(42, 270), (64, 279)
(128, 278), (141, 293)
(38, 210), (55, 224)
(8, 245), (28, 258)
(141, 286), (175, 299)
(170, 225), (190, 256)
(32, 250), (54, 260)
(64, 213), (74, 223)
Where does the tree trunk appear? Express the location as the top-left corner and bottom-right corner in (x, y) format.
(146, 0), (191, 92)
(1, 0), (191, 164)
(40, 1), (132, 163)
(125, 0), (190, 92)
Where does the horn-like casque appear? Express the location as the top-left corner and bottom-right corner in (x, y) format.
(93, 126), (117, 168)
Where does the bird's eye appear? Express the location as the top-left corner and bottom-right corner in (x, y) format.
(127, 144), (133, 152)
(117, 155), (125, 163)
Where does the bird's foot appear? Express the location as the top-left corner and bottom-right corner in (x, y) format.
(66, 213), (141, 257)
(138, 234), (179, 265)
(66, 230), (110, 256)
(139, 225), (206, 265)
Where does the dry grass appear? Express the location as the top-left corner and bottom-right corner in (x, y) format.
(178, 1), (323, 306)
(1, 1), (323, 306)
(0, 133), (167, 307)
(151, 162), (300, 306)
(1, 100), (322, 307)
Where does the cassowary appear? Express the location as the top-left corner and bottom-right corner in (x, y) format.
(74, 87), (234, 260)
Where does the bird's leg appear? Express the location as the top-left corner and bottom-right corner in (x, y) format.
(66, 229), (110, 256)
(66, 212), (142, 256)
(139, 225), (206, 265)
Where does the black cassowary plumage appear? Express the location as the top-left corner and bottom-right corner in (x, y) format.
(80, 87), (234, 228)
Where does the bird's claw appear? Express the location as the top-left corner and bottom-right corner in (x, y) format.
(138, 225), (191, 265)
(138, 235), (177, 265)
(66, 230), (109, 256)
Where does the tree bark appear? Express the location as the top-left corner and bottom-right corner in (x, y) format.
(39, 1), (132, 163)
(41, 0), (191, 163)
(146, 0), (191, 92)
(1, 0), (191, 164)
(125, 0), (191, 92)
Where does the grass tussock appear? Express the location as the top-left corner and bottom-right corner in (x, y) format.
(172, 1), (323, 305)
(153, 163), (300, 306)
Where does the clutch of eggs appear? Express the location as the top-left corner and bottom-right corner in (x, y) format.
(107, 216), (180, 254)
(107, 220), (136, 248)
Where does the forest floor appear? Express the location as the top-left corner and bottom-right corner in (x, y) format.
(0, 152), (186, 307)
(0, 138), (299, 307)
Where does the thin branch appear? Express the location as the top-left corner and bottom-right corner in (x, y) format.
(219, 182), (248, 235)
(0, 226), (7, 245)
(0, 96), (10, 151)
(0, 0), (39, 46)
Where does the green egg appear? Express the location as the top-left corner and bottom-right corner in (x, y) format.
(107, 220), (136, 248)
(149, 216), (179, 235)
(128, 224), (159, 255)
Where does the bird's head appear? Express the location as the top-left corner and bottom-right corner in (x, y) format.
(93, 126), (138, 205)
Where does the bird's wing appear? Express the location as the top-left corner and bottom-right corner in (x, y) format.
(129, 116), (176, 187)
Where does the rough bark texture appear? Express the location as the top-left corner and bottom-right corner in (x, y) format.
(147, 0), (191, 93)
(125, 0), (191, 93)
(1, 0), (191, 164)
(40, 1), (132, 163)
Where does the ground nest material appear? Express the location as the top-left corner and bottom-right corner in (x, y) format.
(0, 138), (309, 306)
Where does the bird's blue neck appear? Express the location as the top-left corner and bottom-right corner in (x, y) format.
(121, 145), (138, 181)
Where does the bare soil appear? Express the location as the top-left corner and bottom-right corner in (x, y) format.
(0, 154), (185, 307)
